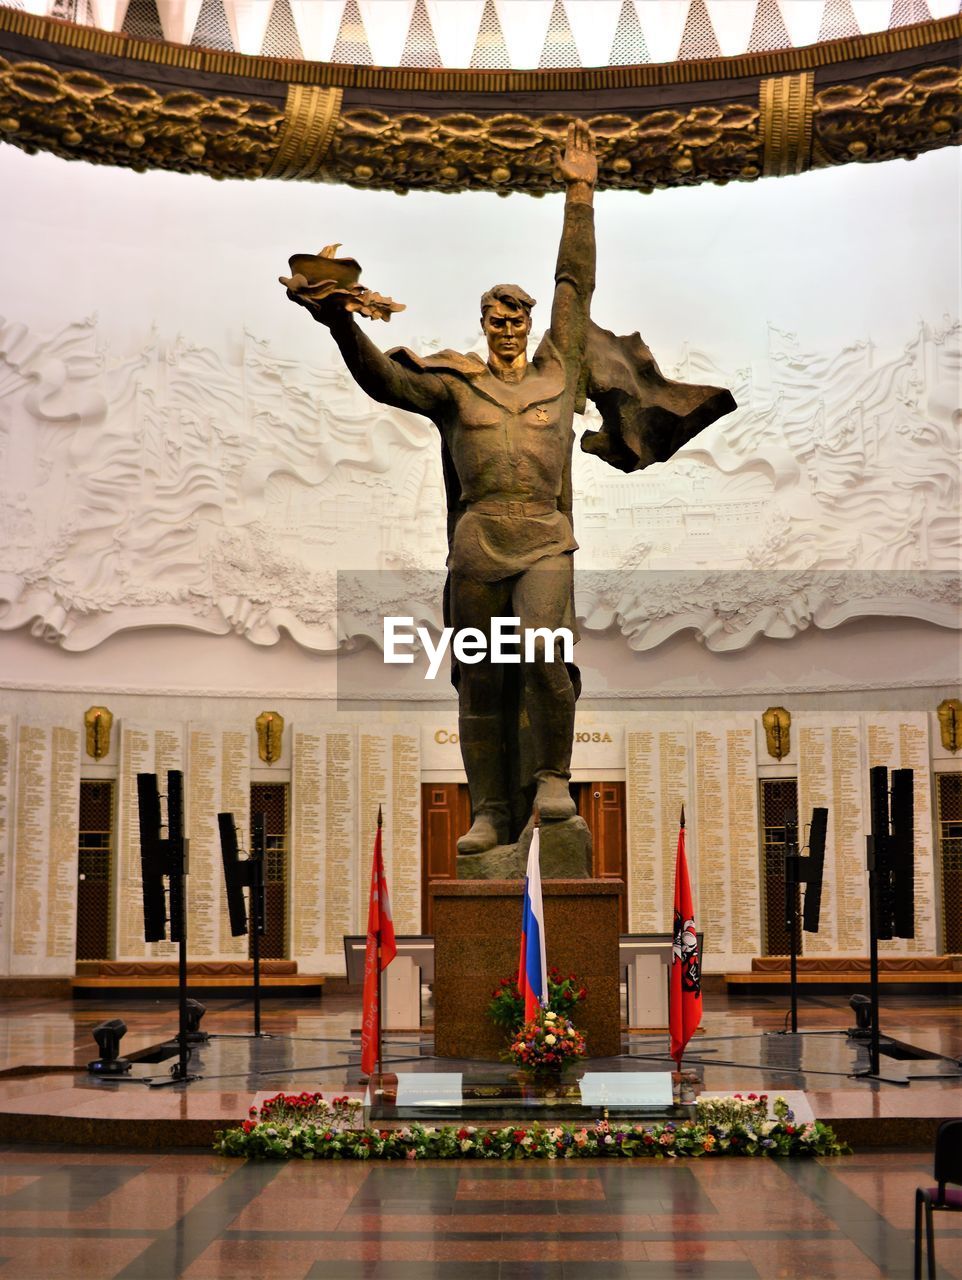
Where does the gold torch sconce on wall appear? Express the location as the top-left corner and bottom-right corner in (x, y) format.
(84, 706), (113, 760)
(762, 706), (792, 761)
(256, 710), (285, 765)
(937, 698), (962, 753)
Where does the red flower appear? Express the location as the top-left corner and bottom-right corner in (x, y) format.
(513, 1130), (526, 1142)
(242, 1120), (254, 1133)
(457, 1128), (469, 1140)
(785, 1124), (796, 1135)
(482, 1135), (492, 1146)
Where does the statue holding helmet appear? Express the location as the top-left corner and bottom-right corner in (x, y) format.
(284, 121), (735, 868)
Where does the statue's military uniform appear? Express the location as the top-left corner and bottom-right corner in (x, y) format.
(327, 201), (595, 844)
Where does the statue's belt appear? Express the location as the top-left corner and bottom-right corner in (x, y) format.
(466, 498), (557, 517)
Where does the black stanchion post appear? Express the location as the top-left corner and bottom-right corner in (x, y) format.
(250, 812), (266, 1039)
(784, 811), (800, 1034)
(166, 770), (194, 1084)
(217, 810), (272, 1040)
(865, 832), (882, 1079)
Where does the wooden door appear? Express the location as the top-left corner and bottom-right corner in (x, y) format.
(421, 783), (471, 932)
(575, 780), (628, 929)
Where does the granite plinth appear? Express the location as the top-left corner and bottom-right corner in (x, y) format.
(456, 815), (592, 880)
(431, 879), (623, 1060)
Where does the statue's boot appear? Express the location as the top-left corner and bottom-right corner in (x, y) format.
(534, 773), (576, 822)
(456, 714), (510, 854)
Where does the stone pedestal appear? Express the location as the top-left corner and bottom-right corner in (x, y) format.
(455, 816), (592, 880)
(431, 879), (623, 1061)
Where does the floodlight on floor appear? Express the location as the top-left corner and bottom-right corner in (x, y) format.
(848, 993), (873, 1039)
(184, 998), (209, 1043)
(88, 1018), (131, 1075)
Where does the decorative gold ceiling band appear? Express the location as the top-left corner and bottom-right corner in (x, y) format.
(1, 9), (959, 93)
(760, 72), (814, 178)
(266, 85), (342, 181)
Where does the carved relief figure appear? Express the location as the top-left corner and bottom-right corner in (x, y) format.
(285, 122), (736, 857)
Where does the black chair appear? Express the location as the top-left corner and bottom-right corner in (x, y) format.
(915, 1118), (962, 1279)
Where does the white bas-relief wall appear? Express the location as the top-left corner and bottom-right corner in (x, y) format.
(0, 146), (959, 654)
(0, 309), (957, 651)
(0, 145), (959, 975)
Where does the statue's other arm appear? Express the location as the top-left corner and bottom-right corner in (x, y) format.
(328, 312), (448, 418)
(550, 120), (597, 367)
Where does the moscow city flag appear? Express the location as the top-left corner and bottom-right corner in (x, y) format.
(669, 806), (703, 1066)
(518, 824), (548, 1023)
(360, 807), (397, 1077)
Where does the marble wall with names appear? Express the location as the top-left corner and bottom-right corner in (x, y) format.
(8, 721), (80, 974)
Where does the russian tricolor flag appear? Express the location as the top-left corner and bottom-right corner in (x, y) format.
(518, 824), (548, 1023)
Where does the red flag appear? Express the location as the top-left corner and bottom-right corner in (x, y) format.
(360, 808), (397, 1077)
(669, 806), (702, 1067)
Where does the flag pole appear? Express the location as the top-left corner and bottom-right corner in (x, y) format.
(533, 803), (543, 1014)
(678, 804), (685, 1076)
(376, 803), (383, 1092)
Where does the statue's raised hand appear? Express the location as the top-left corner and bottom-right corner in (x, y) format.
(556, 119), (597, 189)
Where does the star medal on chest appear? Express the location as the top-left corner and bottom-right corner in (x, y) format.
(534, 406), (549, 423)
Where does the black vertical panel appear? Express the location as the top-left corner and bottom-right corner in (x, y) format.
(890, 768), (915, 939)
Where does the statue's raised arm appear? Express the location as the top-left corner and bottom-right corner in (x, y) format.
(550, 121), (597, 370)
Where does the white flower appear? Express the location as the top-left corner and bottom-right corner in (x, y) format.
(544, 1034), (557, 1045)
(544, 1011), (558, 1021)
(604, 1134), (614, 1145)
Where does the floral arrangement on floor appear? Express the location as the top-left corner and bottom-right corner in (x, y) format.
(488, 966), (587, 1034)
(214, 1090), (849, 1161)
(507, 1009), (587, 1076)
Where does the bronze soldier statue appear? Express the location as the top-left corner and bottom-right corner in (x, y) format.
(285, 122), (735, 859)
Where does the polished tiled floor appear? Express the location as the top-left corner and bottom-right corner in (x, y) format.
(0, 1145), (960, 1279)
(0, 989), (959, 1278)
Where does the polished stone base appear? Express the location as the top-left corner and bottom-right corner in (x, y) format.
(0, 992), (958, 1151)
(456, 815), (592, 880)
(369, 1066), (684, 1123)
(431, 878), (623, 1061)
